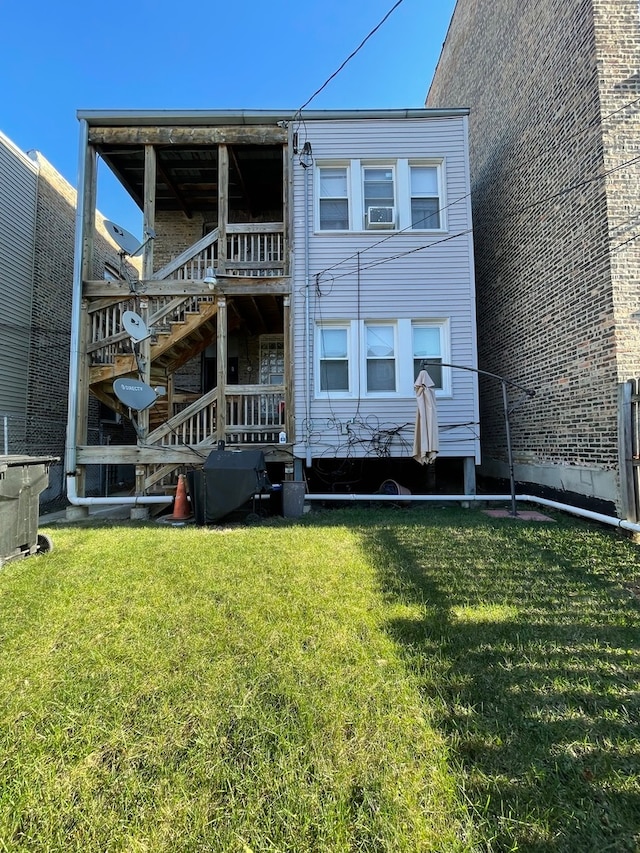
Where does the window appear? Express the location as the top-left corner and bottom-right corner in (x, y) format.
(410, 165), (440, 229)
(318, 326), (350, 392)
(318, 167), (349, 230)
(316, 159), (446, 232)
(413, 323), (445, 389)
(315, 319), (450, 398)
(363, 166), (395, 228)
(259, 335), (285, 385)
(366, 324), (396, 391)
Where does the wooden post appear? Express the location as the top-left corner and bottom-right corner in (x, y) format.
(75, 143), (97, 500)
(217, 144), (228, 275)
(216, 296), (227, 444)
(135, 144), (156, 495)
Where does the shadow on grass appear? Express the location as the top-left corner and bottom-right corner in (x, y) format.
(357, 509), (640, 853)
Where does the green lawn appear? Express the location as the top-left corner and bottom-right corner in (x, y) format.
(0, 506), (638, 852)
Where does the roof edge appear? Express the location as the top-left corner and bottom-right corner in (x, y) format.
(76, 107), (470, 126)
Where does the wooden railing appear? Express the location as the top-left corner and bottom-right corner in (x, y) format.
(146, 385), (285, 449)
(152, 223), (286, 281)
(225, 224), (285, 277)
(225, 385), (285, 444)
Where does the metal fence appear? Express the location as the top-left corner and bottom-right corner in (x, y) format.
(619, 380), (640, 522)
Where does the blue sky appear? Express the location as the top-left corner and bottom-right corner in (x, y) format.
(1, 0), (456, 238)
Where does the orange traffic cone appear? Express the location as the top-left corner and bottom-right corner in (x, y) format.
(166, 474), (192, 521)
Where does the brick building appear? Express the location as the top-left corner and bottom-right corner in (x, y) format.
(427, 0), (640, 516)
(0, 131), (135, 504)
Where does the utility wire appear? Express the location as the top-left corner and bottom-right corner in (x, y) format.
(295, 0), (406, 116)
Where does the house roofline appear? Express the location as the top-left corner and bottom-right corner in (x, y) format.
(76, 107), (470, 126)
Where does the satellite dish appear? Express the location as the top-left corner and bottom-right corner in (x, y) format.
(122, 310), (150, 343)
(113, 378), (157, 411)
(105, 220), (143, 256)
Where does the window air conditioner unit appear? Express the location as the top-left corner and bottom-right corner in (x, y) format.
(367, 206), (395, 228)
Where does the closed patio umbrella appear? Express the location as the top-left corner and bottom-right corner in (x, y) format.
(413, 369), (438, 465)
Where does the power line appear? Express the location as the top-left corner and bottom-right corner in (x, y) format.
(295, 0), (406, 116)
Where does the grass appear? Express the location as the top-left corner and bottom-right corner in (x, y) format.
(0, 506), (638, 851)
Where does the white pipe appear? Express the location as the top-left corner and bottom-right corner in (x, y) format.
(305, 493), (513, 502)
(303, 156), (312, 467)
(302, 491), (640, 534)
(66, 475), (170, 507)
(518, 494), (640, 534)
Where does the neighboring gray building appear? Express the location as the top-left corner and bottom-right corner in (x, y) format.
(0, 130), (133, 505)
(427, 0), (640, 516)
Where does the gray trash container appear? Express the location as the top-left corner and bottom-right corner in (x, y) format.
(0, 455), (58, 567)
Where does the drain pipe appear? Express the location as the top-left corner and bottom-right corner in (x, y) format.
(518, 494), (640, 535)
(303, 492), (640, 534)
(65, 121), (171, 509)
(301, 143), (313, 467)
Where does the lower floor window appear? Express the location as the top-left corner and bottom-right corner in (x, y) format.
(315, 319), (450, 397)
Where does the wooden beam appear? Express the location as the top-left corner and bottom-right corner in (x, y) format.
(84, 278), (291, 297)
(157, 158), (194, 219)
(218, 145), (228, 274)
(216, 297), (227, 443)
(88, 126), (287, 146)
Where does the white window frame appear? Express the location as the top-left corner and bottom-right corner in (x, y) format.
(315, 158), (446, 233)
(361, 162), (396, 230)
(410, 319), (451, 396)
(363, 321), (398, 394)
(407, 161), (445, 231)
(315, 322), (352, 397)
(316, 163), (350, 232)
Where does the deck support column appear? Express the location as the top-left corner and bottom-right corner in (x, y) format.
(216, 296), (227, 444)
(135, 144), (156, 497)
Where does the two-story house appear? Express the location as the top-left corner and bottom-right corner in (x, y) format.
(67, 109), (479, 512)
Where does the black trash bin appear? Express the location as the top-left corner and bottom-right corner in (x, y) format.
(0, 455), (58, 567)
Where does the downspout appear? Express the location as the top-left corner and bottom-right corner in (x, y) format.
(302, 492), (640, 534)
(302, 144), (313, 466)
(65, 120), (169, 507)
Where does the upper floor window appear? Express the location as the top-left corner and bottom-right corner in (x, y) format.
(410, 166), (440, 230)
(318, 166), (349, 231)
(315, 159), (445, 233)
(363, 167), (395, 229)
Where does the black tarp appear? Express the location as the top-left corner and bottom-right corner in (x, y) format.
(188, 449), (270, 524)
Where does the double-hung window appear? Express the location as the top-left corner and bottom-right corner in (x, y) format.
(363, 166), (395, 228)
(412, 322), (445, 390)
(366, 323), (396, 392)
(318, 166), (349, 231)
(410, 165), (440, 230)
(318, 325), (350, 392)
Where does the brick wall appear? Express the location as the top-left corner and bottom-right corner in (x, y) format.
(427, 0), (640, 509)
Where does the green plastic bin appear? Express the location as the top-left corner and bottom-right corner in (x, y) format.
(0, 455), (58, 567)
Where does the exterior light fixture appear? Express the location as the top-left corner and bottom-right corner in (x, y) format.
(203, 267), (217, 289)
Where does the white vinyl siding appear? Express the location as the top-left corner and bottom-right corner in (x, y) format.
(294, 114), (479, 462)
(0, 133), (38, 436)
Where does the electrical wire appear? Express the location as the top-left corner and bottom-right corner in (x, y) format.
(294, 0), (406, 116)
